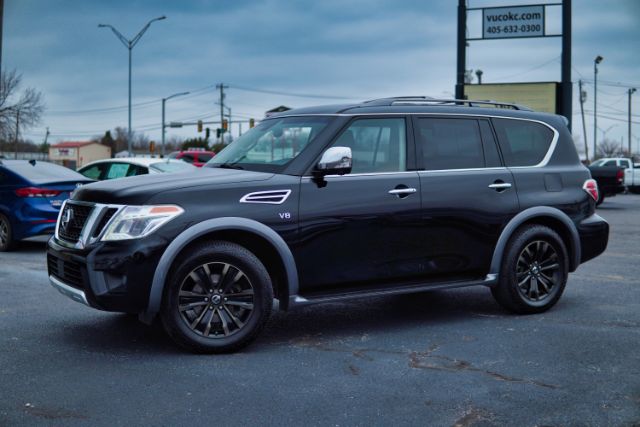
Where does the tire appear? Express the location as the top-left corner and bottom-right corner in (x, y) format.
(161, 241), (273, 353)
(0, 213), (14, 252)
(491, 225), (568, 314)
(595, 192), (605, 206)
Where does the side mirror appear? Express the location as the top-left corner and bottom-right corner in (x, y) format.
(315, 146), (352, 176)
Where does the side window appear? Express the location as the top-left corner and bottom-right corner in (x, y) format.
(492, 118), (554, 167)
(330, 118), (406, 173)
(80, 164), (106, 180)
(126, 165), (146, 176)
(619, 160), (630, 169)
(198, 153), (214, 163)
(417, 118), (484, 170)
(602, 160), (617, 167)
(105, 163), (132, 180)
(180, 154), (195, 164)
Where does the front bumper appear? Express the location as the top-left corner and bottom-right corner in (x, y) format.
(577, 213), (609, 264)
(46, 234), (169, 313)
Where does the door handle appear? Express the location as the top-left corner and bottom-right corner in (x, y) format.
(388, 188), (417, 196)
(488, 182), (512, 191)
(488, 183), (512, 189)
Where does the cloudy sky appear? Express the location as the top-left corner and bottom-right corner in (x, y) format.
(4, 0), (640, 155)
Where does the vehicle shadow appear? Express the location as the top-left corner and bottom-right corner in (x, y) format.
(56, 287), (507, 355)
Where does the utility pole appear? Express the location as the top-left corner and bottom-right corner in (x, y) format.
(216, 83), (228, 143)
(455, 0), (466, 100)
(13, 110), (20, 159)
(560, 0), (572, 130)
(629, 88), (636, 155)
(593, 55), (603, 157)
(579, 80), (589, 162)
(0, 0), (4, 73)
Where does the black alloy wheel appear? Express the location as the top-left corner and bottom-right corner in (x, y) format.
(161, 241), (273, 353)
(178, 262), (255, 338)
(491, 225), (568, 314)
(515, 240), (561, 303)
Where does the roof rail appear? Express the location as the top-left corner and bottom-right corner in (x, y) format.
(363, 96), (533, 111)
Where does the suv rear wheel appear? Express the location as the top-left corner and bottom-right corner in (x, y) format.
(491, 225), (568, 314)
(161, 241), (273, 353)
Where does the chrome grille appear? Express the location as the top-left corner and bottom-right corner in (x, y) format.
(57, 203), (94, 244)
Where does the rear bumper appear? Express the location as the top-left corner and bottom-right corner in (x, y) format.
(577, 214), (609, 264)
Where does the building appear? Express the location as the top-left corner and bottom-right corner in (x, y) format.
(49, 141), (111, 169)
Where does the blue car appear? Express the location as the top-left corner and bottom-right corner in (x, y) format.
(0, 160), (94, 251)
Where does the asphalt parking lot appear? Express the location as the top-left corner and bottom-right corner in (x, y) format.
(1, 196), (639, 427)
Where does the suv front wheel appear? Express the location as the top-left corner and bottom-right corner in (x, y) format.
(161, 241), (273, 353)
(491, 225), (568, 314)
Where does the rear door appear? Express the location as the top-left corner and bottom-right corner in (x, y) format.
(413, 116), (519, 280)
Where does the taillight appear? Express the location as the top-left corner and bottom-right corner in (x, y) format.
(616, 169), (624, 184)
(583, 179), (599, 202)
(15, 187), (62, 198)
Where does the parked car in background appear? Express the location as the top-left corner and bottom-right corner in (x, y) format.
(590, 157), (640, 193)
(77, 158), (196, 181)
(168, 149), (216, 167)
(0, 160), (94, 251)
(588, 160), (626, 205)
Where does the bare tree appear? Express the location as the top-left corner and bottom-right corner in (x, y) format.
(596, 139), (625, 159)
(0, 70), (45, 140)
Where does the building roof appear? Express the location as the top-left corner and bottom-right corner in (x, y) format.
(53, 141), (98, 148)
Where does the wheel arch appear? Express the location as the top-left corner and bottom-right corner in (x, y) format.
(490, 207), (581, 277)
(143, 217), (299, 322)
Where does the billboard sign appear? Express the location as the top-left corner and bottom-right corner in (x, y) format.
(464, 82), (559, 114)
(482, 5), (545, 39)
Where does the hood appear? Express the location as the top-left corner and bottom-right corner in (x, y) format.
(72, 167), (274, 205)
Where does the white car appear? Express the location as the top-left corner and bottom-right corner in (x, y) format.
(77, 157), (196, 181)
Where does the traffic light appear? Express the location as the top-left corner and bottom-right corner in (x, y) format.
(205, 127), (210, 139)
(149, 141), (155, 153)
(197, 120), (203, 133)
(249, 118), (255, 128)
(216, 128), (221, 138)
(222, 119), (228, 132)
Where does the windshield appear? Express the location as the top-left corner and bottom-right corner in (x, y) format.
(206, 116), (332, 173)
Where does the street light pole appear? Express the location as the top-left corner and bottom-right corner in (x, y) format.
(98, 16), (166, 156)
(629, 88), (636, 155)
(161, 91), (189, 157)
(593, 55), (603, 157)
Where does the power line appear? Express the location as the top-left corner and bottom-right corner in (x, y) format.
(489, 56), (560, 81)
(228, 84), (358, 100)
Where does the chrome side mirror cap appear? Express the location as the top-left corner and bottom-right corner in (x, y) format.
(316, 146), (352, 176)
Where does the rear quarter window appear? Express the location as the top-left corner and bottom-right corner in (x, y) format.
(492, 118), (555, 167)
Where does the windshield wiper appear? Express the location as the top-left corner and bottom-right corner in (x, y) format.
(216, 163), (244, 170)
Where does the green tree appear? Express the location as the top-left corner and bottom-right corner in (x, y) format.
(181, 137), (209, 151)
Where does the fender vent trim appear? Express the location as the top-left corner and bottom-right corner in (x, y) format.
(240, 189), (292, 205)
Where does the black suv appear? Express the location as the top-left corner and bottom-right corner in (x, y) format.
(46, 97), (609, 353)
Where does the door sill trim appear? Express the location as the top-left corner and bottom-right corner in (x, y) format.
(289, 274), (497, 308)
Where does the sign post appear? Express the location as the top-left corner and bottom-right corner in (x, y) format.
(457, 1), (572, 129)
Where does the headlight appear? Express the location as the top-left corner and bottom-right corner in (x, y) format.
(101, 205), (184, 241)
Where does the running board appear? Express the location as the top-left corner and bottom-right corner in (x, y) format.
(288, 274), (497, 308)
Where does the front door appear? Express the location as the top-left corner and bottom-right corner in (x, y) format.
(295, 117), (422, 292)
